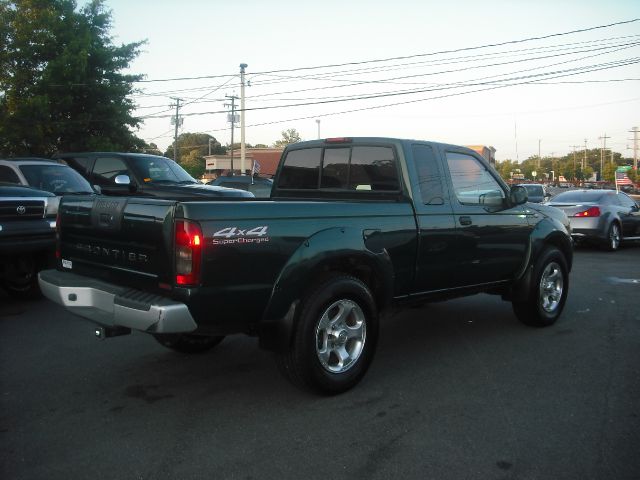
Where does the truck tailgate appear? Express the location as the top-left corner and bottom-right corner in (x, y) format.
(58, 196), (176, 290)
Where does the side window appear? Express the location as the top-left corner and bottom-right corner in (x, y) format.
(412, 144), (445, 205)
(349, 146), (398, 191)
(93, 157), (129, 186)
(63, 157), (91, 177)
(446, 152), (505, 206)
(278, 148), (322, 189)
(321, 148), (350, 189)
(0, 165), (21, 184)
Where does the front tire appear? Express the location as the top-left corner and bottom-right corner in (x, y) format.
(1, 256), (40, 299)
(513, 246), (568, 327)
(153, 334), (225, 353)
(276, 274), (378, 395)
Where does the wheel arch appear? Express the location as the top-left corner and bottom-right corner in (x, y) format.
(258, 227), (393, 352)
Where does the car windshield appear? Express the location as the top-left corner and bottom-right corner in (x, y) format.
(19, 164), (94, 194)
(128, 156), (196, 184)
(522, 185), (543, 196)
(551, 191), (605, 203)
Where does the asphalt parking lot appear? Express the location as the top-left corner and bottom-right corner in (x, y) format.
(1, 245), (639, 480)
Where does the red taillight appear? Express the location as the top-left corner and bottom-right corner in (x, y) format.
(324, 137), (352, 143)
(175, 220), (203, 286)
(574, 206), (600, 217)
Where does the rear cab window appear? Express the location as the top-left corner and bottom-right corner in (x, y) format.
(276, 142), (400, 196)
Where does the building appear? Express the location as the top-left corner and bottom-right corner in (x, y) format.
(465, 145), (496, 167)
(203, 147), (283, 180)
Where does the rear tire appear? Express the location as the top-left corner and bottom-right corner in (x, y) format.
(153, 334), (225, 353)
(512, 246), (568, 327)
(276, 274), (378, 395)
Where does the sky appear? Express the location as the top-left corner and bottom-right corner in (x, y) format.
(88, 0), (639, 161)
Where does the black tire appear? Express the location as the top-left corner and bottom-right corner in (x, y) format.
(512, 246), (569, 327)
(1, 256), (41, 299)
(602, 222), (621, 252)
(153, 334), (225, 353)
(276, 274), (378, 395)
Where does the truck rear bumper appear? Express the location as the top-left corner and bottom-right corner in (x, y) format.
(38, 269), (197, 334)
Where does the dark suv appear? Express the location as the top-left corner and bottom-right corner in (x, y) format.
(53, 152), (253, 199)
(0, 184), (56, 297)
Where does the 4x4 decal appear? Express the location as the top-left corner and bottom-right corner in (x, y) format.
(212, 226), (270, 245)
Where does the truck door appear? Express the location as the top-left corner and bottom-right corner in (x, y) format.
(444, 150), (531, 286)
(409, 143), (461, 292)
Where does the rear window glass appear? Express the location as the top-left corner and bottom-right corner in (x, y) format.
(278, 148), (322, 189)
(279, 145), (399, 192)
(552, 191), (605, 203)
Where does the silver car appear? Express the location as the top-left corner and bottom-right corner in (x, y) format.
(547, 189), (640, 251)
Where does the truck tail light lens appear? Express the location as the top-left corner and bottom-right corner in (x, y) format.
(574, 206), (600, 217)
(324, 137), (352, 143)
(175, 220), (203, 286)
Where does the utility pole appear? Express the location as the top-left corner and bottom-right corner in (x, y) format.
(583, 138), (588, 170)
(170, 97), (183, 161)
(225, 95), (239, 175)
(239, 63), (248, 175)
(316, 119), (321, 140)
(570, 145), (580, 182)
(629, 126), (639, 171)
(598, 134), (610, 181)
(538, 139), (541, 168)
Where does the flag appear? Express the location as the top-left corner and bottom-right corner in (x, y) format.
(252, 160), (261, 175)
(615, 171), (633, 186)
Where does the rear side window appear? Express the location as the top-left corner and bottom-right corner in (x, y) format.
(63, 157), (92, 177)
(278, 145), (399, 192)
(412, 144), (445, 205)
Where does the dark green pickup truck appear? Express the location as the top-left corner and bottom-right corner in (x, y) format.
(39, 138), (573, 394)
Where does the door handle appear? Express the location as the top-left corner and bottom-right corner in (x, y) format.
(459, 216), (472, 226)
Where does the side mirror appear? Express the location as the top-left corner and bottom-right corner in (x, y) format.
(510, 185), (528, 206)
(114, 174), (131, 185)
(92, 185), (102, 194)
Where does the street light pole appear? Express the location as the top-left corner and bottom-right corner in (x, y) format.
(316, 119), (321, 140)
(240, 63), (248, 175)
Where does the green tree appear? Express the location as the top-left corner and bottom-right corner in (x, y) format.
(273, 128), (302, 148)
(180, 149), (205, 179)
(0, 0), (146, 156)
(165, 132), (225, 160)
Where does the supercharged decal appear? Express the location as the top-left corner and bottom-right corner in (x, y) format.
(212, 226), (270, 245)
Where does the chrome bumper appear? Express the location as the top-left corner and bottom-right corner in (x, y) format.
(38, 269), (197, 334)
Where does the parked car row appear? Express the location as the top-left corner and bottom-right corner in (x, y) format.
(0, 152), (261, 297)
(515, 183), (640, 251)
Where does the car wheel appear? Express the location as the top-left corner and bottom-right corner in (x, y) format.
(153, 334), (225, 353)
(276, 274), (378, 395)
(603, 222), (621, 251)
(1, 256), (41, 299)
(513, 246), (568, 327)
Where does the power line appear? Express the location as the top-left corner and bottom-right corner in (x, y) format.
(132, 19), (639, 84)
(141, 57), (640, 119)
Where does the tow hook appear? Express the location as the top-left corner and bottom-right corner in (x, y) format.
(94, 326), (132, 339)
